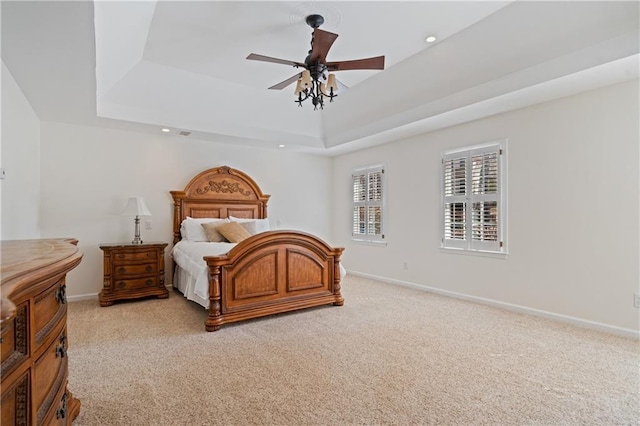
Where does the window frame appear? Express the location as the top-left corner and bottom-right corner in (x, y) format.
(440, 140), (507, 256)
(352, 164), (386, 244)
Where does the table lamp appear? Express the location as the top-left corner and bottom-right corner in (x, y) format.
(122, 197), (151, 244)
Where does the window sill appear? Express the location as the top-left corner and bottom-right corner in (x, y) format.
(440, 247), (508, 259)
(352, 239), (387, 247)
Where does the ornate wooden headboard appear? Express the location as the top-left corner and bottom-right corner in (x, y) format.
(170, 166), (271, 244)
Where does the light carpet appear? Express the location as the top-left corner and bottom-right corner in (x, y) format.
(67, 275), (639, 425)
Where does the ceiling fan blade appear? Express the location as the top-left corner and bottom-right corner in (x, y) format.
(247, 53), (304, 67)
(307, 28), (338, 64)
(326, 56), (385, 71)
(268, 73), (302, 90)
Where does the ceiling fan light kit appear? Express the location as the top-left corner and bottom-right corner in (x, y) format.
(247, 14), (385, 110)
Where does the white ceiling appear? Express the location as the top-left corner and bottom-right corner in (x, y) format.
(2, 1), (639, 156)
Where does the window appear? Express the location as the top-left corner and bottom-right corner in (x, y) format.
(441, 141), (506, 254)
(352, 165), (385, 242)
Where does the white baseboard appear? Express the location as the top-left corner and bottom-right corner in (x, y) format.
(348, 270), (640, 340)
(67, 293), (99, 302)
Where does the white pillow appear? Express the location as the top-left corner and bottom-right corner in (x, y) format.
(229, 216), (270, 235)
(181, 217), (229, 241)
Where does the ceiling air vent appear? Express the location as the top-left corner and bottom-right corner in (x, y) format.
(178, 130), (191, 137)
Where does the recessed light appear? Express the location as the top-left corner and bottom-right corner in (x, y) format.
(161, 128), (171, 133)
(425, 35), (437, 43)
(278, 144), (286, 148)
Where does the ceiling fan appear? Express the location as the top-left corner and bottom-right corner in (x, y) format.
(247, 14), (385, 110)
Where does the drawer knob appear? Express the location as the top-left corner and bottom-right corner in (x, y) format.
(147, 253), (153, 257)
(145, 279), (153, 286)
(118, 267), (126, 274)
(146, 265), (153, 272)
(118, 254), (125, 259)
(118, 281), (126, 289)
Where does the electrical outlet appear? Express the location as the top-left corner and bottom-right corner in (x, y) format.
(403, 261), (408, 270)
(144, 221), (152, 231)
(634, 293), (640, 309)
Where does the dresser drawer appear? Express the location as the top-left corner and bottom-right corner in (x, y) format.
(1, 302), (29, 380)
(34, 280), (67, 349)
(114, 250), (157, 261)
(38, 387), (70, 426)
(113, 263), (157, 277)
(114, 277), (158, 290)
(34, 328), (68, 424)
(1, 370), (30, 425)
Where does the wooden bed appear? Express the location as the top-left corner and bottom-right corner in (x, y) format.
(170, 166), (344, 331)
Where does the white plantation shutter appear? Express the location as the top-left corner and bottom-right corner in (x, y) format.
(443, 155), (468, 249)
(442, 142), (505, 253)
(352, 165), (385, 242)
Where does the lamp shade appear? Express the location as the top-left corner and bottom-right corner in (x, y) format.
(122, 197), (151, 216)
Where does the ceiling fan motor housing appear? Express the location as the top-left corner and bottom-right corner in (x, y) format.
(305, 14), (324, 29)
(309, 63), (328, 82)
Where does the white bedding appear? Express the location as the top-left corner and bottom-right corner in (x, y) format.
(171, 239), (347, 309)
(171, 240), (236, 308)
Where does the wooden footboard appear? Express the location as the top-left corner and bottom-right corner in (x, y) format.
(204, 230), (344, 331)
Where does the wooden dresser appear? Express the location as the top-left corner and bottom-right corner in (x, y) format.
(1, 238), (83, 425)
(98, 242), (168, 306)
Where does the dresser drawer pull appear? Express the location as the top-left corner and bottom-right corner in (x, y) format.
(55, 284), (67, 304)
(118, 281), (126, 289)
(56, 333), (67, 358)
(147, 253), (154, 257)
(56, 343), (67, 358)
(146, 279), (153, 286)
(118, 267), (127, 274)
(56, 392), (68, 419)
(146, 265), (153, 272)
(118, 254), (125, 259)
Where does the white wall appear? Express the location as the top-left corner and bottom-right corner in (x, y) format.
(333, 79), (640, 334)
(1, 61), (41, 239)
(39, 122), (333, 297)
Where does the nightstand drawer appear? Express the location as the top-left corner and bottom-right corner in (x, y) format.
(114, 250), (157, 261)
(113, 263), (157, 276)
(114, 277), (158, 290)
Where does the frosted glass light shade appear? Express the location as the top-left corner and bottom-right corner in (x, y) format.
(300, 70), (312, 87)
(327, 74), (338, 92)
(122, 197), (151, 216)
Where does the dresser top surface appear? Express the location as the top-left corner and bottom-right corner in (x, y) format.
(1, 238), (80, 282)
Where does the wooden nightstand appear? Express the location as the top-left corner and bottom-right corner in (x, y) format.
(98, 242), (169, 306)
